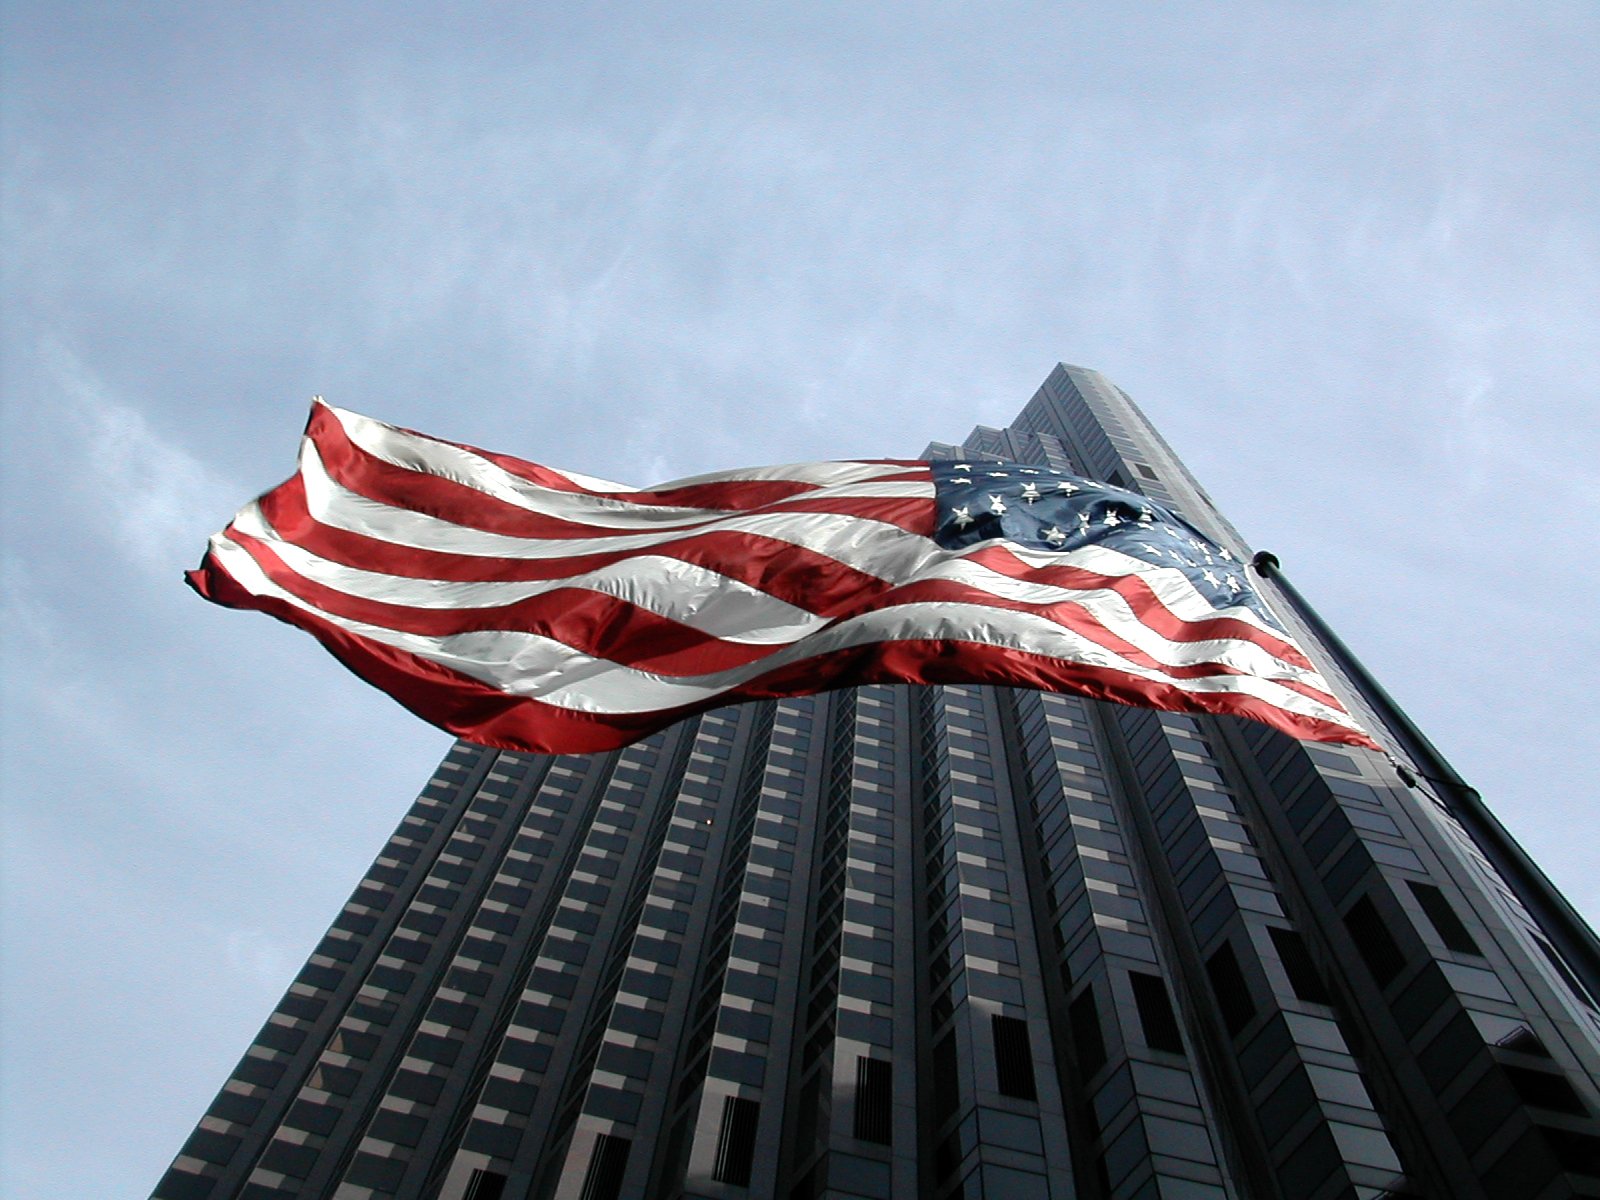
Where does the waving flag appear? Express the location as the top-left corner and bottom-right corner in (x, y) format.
(188, 401), (1373, 753)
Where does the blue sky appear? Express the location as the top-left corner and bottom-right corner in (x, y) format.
(2, 4), (1596, 1196)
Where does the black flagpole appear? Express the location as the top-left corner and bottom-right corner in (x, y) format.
(1250, 551), (1600, 1007)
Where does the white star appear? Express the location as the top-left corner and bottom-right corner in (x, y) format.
(1138, 507), (1155, 524)
(1202, 569), (1220, 587)
(987, 494), (1007, 515)
(1018, 468), (1040, 474)
(987, 471), (1009, 478)
(1020, 482), (1040, 503)
(1102, 510), (1122, 527)
(1077, 511), (1092, 529)
(1043, 526), (1067, 547)
(951, 505), (974, 529)
(1055, 480), (1077, 494)
(1226, 575), (1242, 593)
(1217, 547), (1235, 561)
(953, 463), (972, 471)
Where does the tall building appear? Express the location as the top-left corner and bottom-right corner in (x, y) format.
(156, 365), (1600, 1200)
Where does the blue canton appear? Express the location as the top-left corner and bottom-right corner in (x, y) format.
(930, 460), (1281, 631)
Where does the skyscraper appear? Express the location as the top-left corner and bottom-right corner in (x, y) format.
(155, 365), (1600, 1200)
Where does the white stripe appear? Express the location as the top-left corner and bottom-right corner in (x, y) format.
(207, 531), (1359, 733)
(242, 499), (1317, 685)
(920, 556), (1320, 685)
(328, 404), (926, 528)
(298, 438), (937, 576)
(234, 502), (821, 645)
(980, 542), (1287, 641)
(297, 442), (1287, 645)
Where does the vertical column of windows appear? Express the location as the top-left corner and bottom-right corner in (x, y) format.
(1361, 748), (1600, 1035)
(1232, 720), (1600, 1193)
(631, 698), (820, 1197)
(516, 725), (698, 1197)
(262, 751), (568, 1198)
(566, 703), (776, 1199)
(775, 691), (858, 1197)
(651, 699), (813, 1196)
(815, 687), (905, 1199)
(1115, 708), (1407, 1199)
(919, 685), (1058, 1200)
(1011, 691), (1228, 1200)
(337, 750), (624, 1198)
(538, 709), (774, 1199)
(421, 729), (684, 1197)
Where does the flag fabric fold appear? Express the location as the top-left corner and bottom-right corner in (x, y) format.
(188, 400), (1374, 753)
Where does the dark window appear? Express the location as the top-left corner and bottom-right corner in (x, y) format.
(1345, 895), (1406, 986)
(713, 1096), (759, 1187)
(1504, 1065), (1589, 1115)
(1268, 926), (1331, 1003)
(1408, 882), (1481, 955)
(1130, 972), (1185, 1053)
(1542, 1128), (1600, 1175)
(463, 1167), (508, 1200)
(1205, 943), (1256, 1036)
(579, 1134), (630, 1200)
(854, 1057), (893, 1144)
(992, 1015), (1038, 1101)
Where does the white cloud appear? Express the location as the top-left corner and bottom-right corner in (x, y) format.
(41, 343), (241, 575)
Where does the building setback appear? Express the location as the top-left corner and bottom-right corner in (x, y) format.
(155, 365), (1600, 1200)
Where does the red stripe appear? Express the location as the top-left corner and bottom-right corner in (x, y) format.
(258, 476), (898, 616)
(224, 527), (783, 675)
(243, 489), (1326, 691)
(224, 526), (1324, 688)
(965, 543), (1313, 669)
(314, 405), (932, 537)
(208, 525), (1348, 715)
(187, 552), (1376, 754)
(264, 476), (1282, 676)
(847, 578), (1343, 705)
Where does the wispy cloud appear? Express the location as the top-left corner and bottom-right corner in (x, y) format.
(42, 343), (240, 575)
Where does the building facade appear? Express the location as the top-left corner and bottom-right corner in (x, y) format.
(156, 365), (1600, 1200)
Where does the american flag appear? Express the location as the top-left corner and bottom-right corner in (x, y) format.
(188, 400), (1373, 753)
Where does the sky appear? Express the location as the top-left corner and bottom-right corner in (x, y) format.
(2, 3), (1596, 1196)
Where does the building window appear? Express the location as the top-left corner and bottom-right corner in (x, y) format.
(712, 1096), (759, 1186)
(1407, 882), (1481, 956)
(1268, 926), (1331, 1003)
(1130, 972), (1185, 1053)
(1345, 896), (1406, 987)
(579, 1134), (630, 1200)
(1205, 943), (1256, 1037)
(991, 1014), (1037, 1101)
(854, 1056), (893, 1143)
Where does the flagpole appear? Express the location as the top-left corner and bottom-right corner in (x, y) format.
(1250, 551), (1600, 1005)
